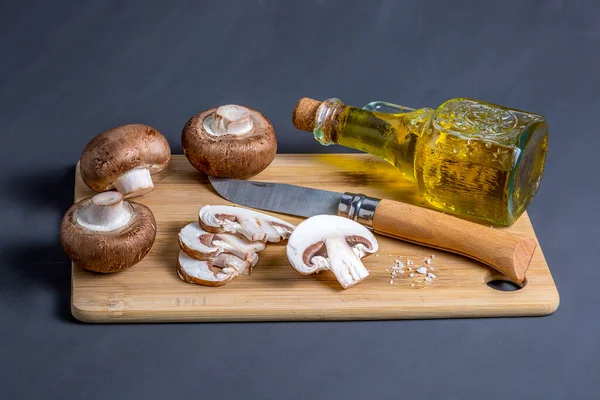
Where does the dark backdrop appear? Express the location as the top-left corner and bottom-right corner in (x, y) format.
(1, 1), (598, 399)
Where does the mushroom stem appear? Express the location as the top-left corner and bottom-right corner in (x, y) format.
(229, 216), (265, 242)
(211, 239), (248, 262)
(113, 168), (154, 198)
(323, 236), (370, 289)
(75, 191), (133, 232)
(203, 105), (254, 136)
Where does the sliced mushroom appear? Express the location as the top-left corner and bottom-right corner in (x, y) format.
(199, 205), (295, 243)
(79, 124), (171, 198)
(286, 215), (378, 289)
(181, 105), (277, 179)
(176, 251), (247, 287)
(178, 222), (264, 275)
(60, 191), (156, 273)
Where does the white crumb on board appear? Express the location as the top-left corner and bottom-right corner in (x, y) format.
(383, 253), (439, 288)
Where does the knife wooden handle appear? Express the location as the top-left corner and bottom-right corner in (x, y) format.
(372, 199), (536, 283)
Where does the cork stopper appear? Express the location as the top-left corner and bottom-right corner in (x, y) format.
(292, 98), (322, 132)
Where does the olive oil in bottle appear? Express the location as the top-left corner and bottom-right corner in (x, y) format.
(292, 97), (548, 226)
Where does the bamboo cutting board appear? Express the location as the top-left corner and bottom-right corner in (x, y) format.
(71, 154), (559, 322)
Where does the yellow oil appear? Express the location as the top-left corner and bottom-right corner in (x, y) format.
(312, 98), (548, 226)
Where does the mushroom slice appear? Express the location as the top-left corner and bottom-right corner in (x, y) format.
(176, 251), (258, 286)
(176, 251), (236, 286)
(286, 215), (379, 289)
(199, 205), (295, 243)
(181, 105), (277, 179)
(60, 191), (156, 273)
(79, 124), (171, 198)
(178, 222), (265, 274)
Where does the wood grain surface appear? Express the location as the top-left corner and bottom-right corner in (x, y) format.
(71, 154), (560, 322)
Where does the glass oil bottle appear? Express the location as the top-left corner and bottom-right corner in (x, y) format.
(292, 97), (548, 226)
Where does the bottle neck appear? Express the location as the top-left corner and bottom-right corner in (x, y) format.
(313, 98), (425, 182)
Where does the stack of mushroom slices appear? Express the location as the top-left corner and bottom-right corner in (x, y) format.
(177, 205), (295, 286)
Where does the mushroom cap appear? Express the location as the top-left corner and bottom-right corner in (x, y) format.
(60, 197), (157, 273)
(181, 106), (277, 179)
(80, 124), (171, 192)
(286, 215), (378, 275)
(176, 251), (239, 287)
(198, 205), (295, 242)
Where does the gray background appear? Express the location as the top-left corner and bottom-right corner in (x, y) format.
(1, 0), (598, 399)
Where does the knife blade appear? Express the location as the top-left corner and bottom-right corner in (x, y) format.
(208, 176), (340, 218)
(209, 176), (536, 283)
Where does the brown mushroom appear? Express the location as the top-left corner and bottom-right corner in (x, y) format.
(286, 215), (379, 289)
(181, 105), (277, 179)
(60, 191), (156, 273)
(79, 124), (171, 198)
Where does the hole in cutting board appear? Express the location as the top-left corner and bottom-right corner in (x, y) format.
(485, 275), (527, 292)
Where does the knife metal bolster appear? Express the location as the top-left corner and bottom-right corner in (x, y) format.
(337, 193), (381, 229)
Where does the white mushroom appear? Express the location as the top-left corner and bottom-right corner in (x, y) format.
(176, 251), (250, 287)
(199, 205), (295, 242)
(178, 222), (264, 275)
(286, 215), (378, 289)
